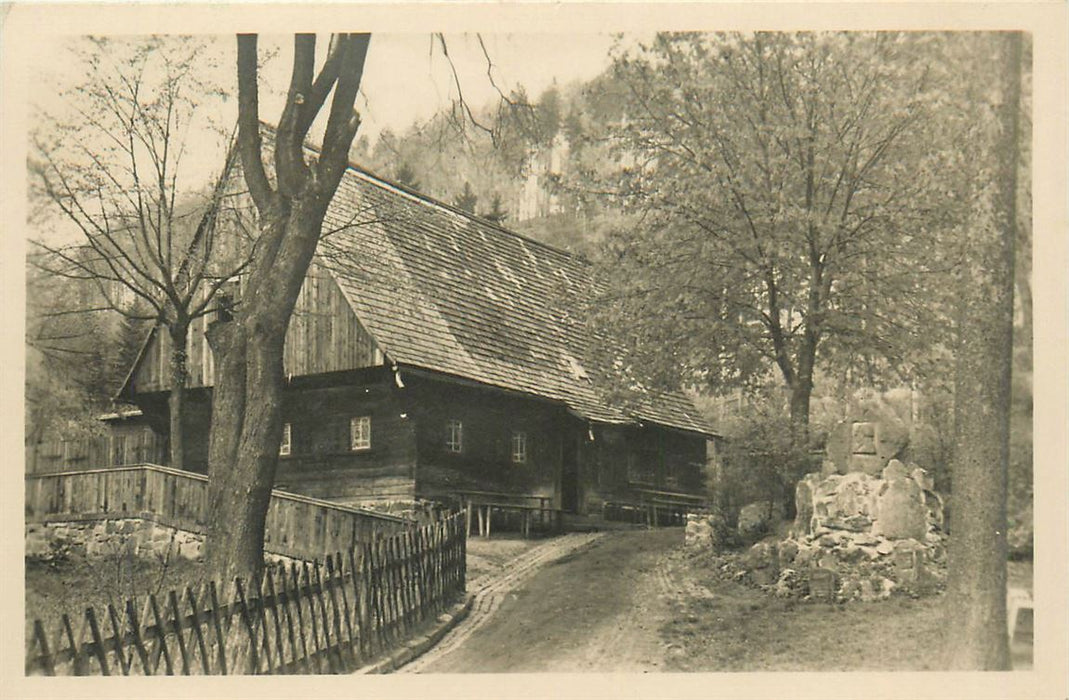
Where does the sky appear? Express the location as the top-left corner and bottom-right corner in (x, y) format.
(25, 32), (623, 241)
(31, 32), (621, 153)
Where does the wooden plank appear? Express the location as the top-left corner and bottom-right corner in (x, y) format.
(31, 618), (56, 676)
(264, 567), (287, 672)
(286, 564), (311, 673)
(125, 600), (152, 675)
(207, 581), (228, 675)
(148, 595), (174, 675)
(61, 613), (86, 676)
(370, 540), (386, 651)
(185, 586), (211, 674)
(106, 603), (130, 675)
(298, 563), (323, 674)
(234, 578), (262, 674)
(168, 590), (191, 675)
(380, 538), (396, 644)
(83, 607), (110, 675)
(349, 545), (369, 660)
(326, 554), (355, 668)
(311, 561), (338, 673)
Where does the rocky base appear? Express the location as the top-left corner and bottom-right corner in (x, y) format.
(27, 519), (311, 569)
(26, 519), (204, 562)
(687, 459), (948, 603)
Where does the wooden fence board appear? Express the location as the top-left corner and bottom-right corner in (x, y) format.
(26, 465), (408, 559)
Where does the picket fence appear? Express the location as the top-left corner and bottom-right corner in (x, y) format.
(26, 512), (467, 675)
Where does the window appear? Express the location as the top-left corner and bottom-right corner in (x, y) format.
(446, 419), (463, 453)
(350, 416), (371, 451)
(280, 423), (292, 456)
(511, 431), (527, 464)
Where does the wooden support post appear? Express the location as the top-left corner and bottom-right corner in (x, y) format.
(465, 501), (472, 538)
(485, 506), (492, 539)
(476, 505), (485, 537)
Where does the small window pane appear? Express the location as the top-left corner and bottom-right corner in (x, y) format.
(511, 431), (527, 464)
(446, 419), (463, 453)
(280, 423), (292, 456)
(351, 416), (371, 451)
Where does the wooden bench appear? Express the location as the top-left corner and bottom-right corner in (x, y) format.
(607, 486), (707, 527)
(453, 490), (560, 539)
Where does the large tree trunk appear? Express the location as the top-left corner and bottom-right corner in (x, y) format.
(167, 323), (190, 471)
(205, 203), (325, 581)
(202, 33), (368, 585)
(944, 32), (1022, 671)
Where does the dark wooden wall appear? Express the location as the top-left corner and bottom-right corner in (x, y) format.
(404, 374), (566, 506)
(575, 424), (711, 515)
(126, 364), (714, 517)
(274, 369), (417, 506)
(130, 262), (382, 394)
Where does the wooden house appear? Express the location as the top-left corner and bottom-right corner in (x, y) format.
(118, 153), (721, 527)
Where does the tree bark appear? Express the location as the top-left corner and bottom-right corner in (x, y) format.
(203, 33), (370, 585)
(167, 322), (190, 471)
(944, 32), (1022, 671)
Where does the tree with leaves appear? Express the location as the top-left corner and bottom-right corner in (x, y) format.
(203, 33), (370, 583)
(394, 161), (421, 190)
(482, 192), (509, 224)
(453, 180), (479, 214)
(28, 37), (249, 471)
(25, 265), (145, 448)
(584, 32), (960, 452)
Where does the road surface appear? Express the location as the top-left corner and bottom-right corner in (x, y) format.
(400, 528), (682, 673)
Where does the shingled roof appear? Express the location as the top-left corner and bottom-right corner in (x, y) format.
(310, 158), (717, 438)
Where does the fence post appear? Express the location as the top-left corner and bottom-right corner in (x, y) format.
(124, 600), (152, 675)
(234, 578), (262, 675)
(148, 594), (174, 675)
(185, 586), (211, 674)
(167, 589), (192, 675)
(207, 581), (228, 675)
(264, 567), (286, 672)
(30, 619), (55, 676)
(61, 613), (86, 676)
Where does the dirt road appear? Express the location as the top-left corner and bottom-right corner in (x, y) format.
(401, 528), (683, 673)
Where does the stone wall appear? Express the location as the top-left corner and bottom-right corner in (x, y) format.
(26, 518), (204, 562)
(26, 518), (307, 568)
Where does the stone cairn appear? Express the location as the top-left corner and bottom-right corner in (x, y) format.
(687, 393), (948, 603)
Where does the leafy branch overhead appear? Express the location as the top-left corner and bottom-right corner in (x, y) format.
(582, 32), (997, 439)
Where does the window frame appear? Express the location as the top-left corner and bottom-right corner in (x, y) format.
(350, 415), (372, 451)
(510, 430), (528, 464)
(279, 422), (292, 457)
(446, 419), (464, 453)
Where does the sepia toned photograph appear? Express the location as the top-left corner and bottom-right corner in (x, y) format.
(3, 4), (1066, 698)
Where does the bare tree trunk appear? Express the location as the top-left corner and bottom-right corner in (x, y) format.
(203, 32), (370, 585)
(944, 31), (1022, 671)
(205, 206), (323, 582)
(788, 364), (814, 446)
(167, 323), (190, 471)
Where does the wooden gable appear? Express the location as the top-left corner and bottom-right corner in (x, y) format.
(128, 260), (382, 394)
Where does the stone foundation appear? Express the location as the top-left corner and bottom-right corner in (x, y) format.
(26, 518), (204, 562)
(26, 518), (309, 568)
